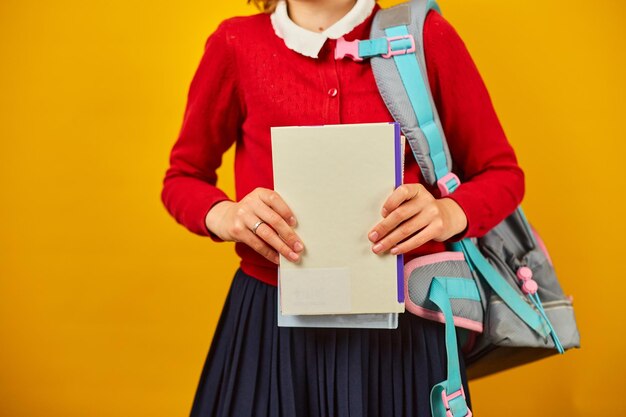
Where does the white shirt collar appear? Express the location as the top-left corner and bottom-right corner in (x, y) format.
(270, 0), (376, 59)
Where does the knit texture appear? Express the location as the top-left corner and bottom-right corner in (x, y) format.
(161, 5), (525, 286)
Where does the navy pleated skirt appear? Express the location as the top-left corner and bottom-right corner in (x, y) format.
(190, 268), (471, 417)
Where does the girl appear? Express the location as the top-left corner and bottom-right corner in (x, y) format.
(161, 0), (525, 415)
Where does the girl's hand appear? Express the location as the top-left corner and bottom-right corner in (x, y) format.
(205, 188), (305, 265)
(367, 184), (467, 255)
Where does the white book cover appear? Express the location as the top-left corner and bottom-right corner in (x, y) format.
(271, 122), (405, 315)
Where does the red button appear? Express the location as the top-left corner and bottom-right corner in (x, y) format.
(328, 88), (338, 97)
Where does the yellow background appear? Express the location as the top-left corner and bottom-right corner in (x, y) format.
(1, 0), (624, 416)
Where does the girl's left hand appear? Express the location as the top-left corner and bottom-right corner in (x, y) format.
(367, 183), (468, 255)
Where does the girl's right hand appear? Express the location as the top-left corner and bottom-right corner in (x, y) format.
(205, 188), (305, 265)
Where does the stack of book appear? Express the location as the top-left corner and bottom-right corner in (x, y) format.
(271, 122), (406, 329)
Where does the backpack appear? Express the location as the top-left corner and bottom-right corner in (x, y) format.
(336, 1), (580, 416)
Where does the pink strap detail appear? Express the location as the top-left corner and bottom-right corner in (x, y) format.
(404, 251), (465, 273)
(403, 302), (484, 333)
(403, 251), (484, 333)
(442, 387), (472, 417)
(437, 172), (461, 197)
(382, 35), (416, 58)
(335, 37), (363, 62)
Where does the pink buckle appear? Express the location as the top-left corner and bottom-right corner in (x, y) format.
(441, 387), (472, 417)
(437, 172), (461, 197)
(382, 35), (416, 58)
(335, 37), (363, 62)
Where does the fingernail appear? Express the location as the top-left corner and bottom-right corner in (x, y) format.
(381, 208), (388, 217)
(289, 251), (299, 261)
(372, 243), (383, 253)
(289, 216), (297, 226)
(294, 241), (304, 252)
(368, 231), (379, 242)
(390, 247), (399, 255)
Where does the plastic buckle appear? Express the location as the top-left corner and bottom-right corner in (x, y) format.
(382, 35), (416, 58)
(441, 387), (472, 417)
(437, 172), (461, 197)
(335, 37), (363, 62)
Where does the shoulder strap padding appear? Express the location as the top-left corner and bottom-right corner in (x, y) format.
(370, 0), (452, 186)
(377, 3), (412, 29)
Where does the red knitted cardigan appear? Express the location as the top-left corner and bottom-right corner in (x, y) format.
(161, 5), (525, 286)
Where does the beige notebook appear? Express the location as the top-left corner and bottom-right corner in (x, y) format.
(271, 123), (405, 315)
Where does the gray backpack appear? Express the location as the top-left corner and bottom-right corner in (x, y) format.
(336, 1), (580, 416)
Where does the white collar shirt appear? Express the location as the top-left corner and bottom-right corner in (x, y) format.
(270, 0), (376, 58)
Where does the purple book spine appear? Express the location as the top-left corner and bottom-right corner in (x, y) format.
(392, 122), (405, 303)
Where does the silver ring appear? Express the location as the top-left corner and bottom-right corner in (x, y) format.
(252, 220), (265, 235)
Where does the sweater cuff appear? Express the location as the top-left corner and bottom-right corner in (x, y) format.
(440, 187), (484, 242)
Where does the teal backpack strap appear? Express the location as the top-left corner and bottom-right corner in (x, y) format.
(336, 0), (460, 196)
(450, 239), (551, 338)
(383, 24), (452, 185)
(428, 276), (476, 417)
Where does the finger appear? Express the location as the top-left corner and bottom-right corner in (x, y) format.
(369, 197), (430, 243)
(247, 216), (301, 263)
(240, 229), (280, 264)
(371, 210), (434, 254)
(389, 223), (442, 255)
(259, 190), (298, 227)
(252, 200), (304, 252)
(381, 184), (423, 217)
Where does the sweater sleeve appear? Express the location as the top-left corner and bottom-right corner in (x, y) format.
(423, 12), (525, 240)
(161, 21), (244, 241)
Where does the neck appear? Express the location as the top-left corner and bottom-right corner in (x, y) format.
(286, 0), (357, 33)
